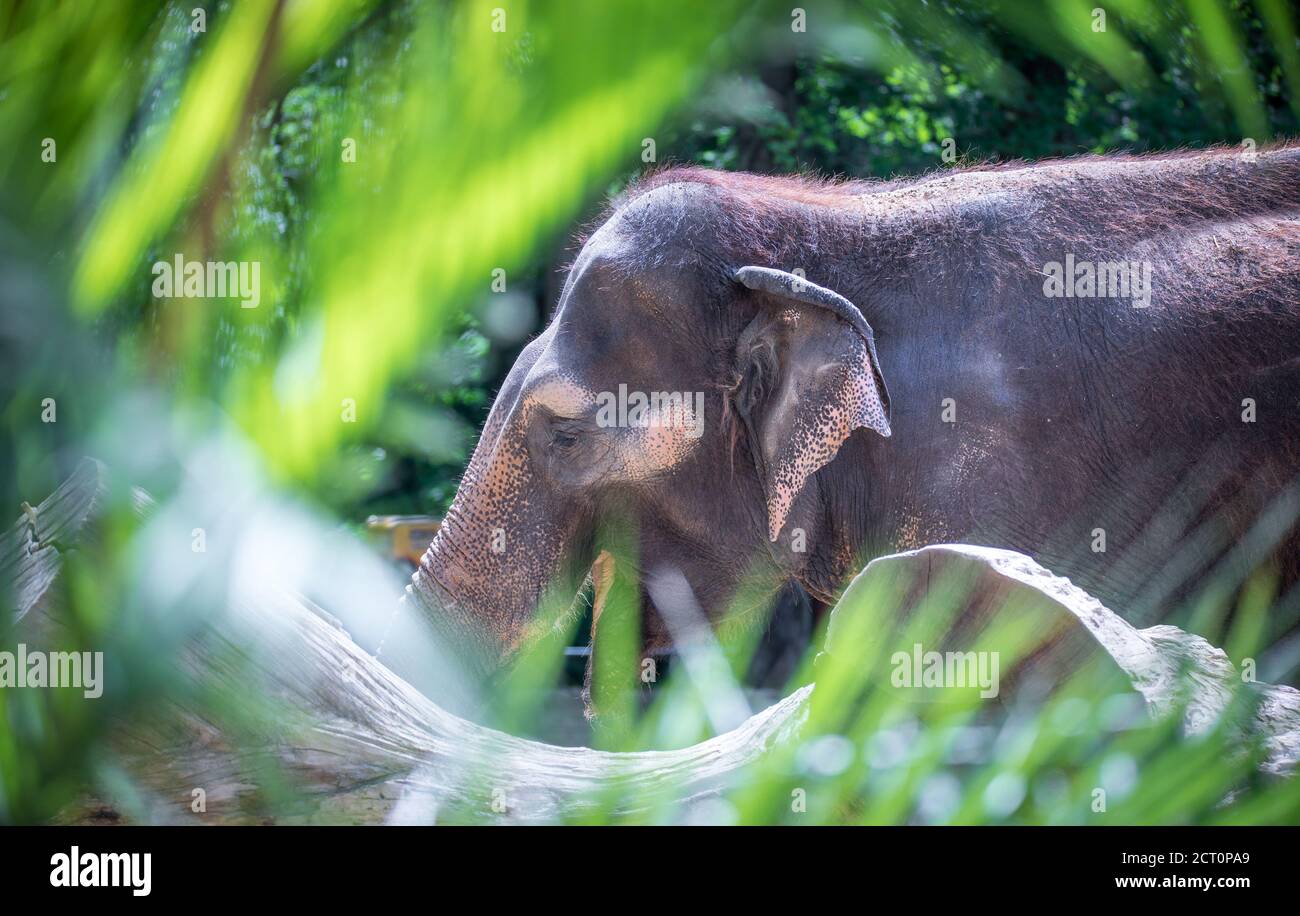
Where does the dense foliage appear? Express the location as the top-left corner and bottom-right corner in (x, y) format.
(2, 0), (1298, 825)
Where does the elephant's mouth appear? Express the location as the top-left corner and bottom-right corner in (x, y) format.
(413, 543), (599, 672)
(407, 558), (504, 679)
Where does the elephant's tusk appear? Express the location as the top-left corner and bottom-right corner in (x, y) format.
(589, 549), (616, 634)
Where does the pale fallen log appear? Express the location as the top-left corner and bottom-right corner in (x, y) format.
(3, 457), (106, 624)
(8, 461), (1299, 824)
(825, 545), (1300, 777)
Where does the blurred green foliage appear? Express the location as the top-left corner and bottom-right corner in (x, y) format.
(9, 0), (1292, 522)
(2, 0), (1298, 824)
(668, 0), (1300, 183)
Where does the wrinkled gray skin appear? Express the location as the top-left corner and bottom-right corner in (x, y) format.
(415, 145), (1300, 683)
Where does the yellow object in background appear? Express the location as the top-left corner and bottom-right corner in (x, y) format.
(365, 515), (441, 568)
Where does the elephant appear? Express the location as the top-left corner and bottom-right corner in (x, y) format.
(411, 143), (1300, 695)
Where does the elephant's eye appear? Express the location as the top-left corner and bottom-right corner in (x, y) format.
(549, 420), (582, 451)
(552, 430), (578, 450)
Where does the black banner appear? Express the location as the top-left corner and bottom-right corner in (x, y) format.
(1, 826), (1289, 900)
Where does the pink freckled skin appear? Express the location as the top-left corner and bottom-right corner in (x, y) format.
(521, 375), (594, 420)
(765, 340), (888, 542)
(618, 421), (702, 479)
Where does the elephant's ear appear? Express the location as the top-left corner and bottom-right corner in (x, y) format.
(732, 266), (891, 542)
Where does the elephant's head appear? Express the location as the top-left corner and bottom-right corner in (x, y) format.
(416, 175), (891, 675)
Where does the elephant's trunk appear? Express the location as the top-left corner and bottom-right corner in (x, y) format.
(408, 409), (580, 678)
(407, 547), (503, 680)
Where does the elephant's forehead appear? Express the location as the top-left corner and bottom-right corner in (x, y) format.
(519, 370), (596, 417)
(522, 311), (645, 407)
